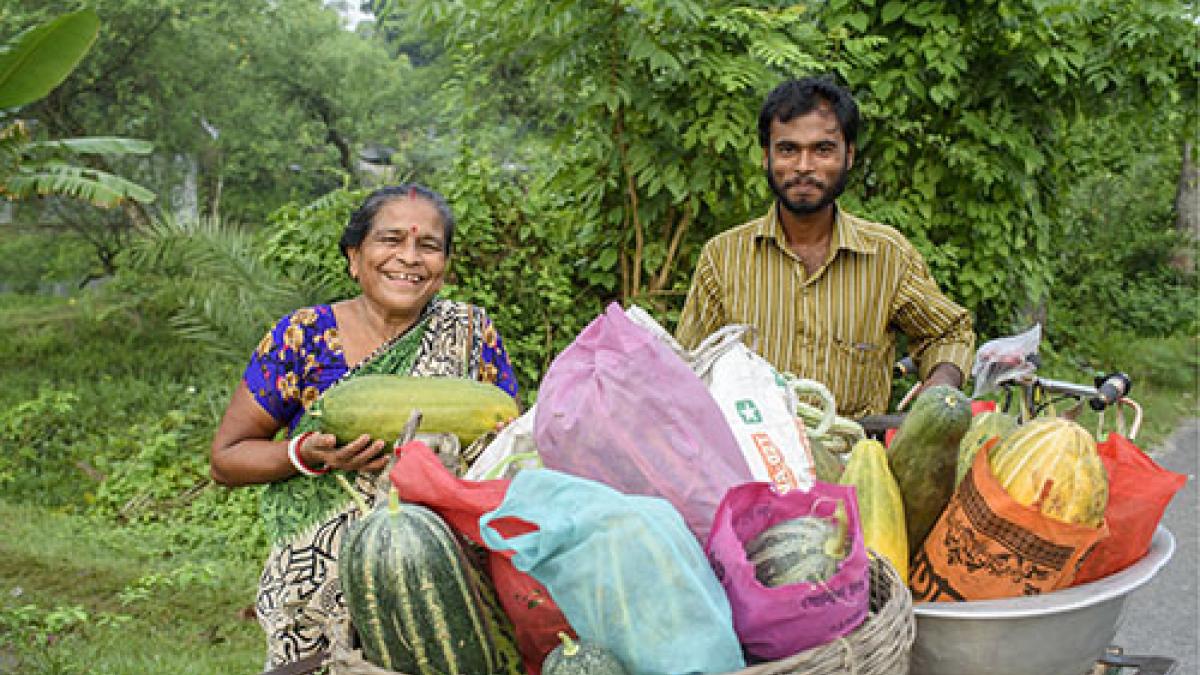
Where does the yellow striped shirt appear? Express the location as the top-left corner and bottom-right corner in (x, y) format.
(675, 205), (975, 417)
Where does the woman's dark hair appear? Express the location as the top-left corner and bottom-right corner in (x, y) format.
(757, 75), (859, 149)
(338, 184), (457, 268)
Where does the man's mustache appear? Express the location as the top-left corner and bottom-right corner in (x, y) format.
(784, 177), (825, 190)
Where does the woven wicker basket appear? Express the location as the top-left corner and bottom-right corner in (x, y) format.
(728, 554), (915, 675)
(326, 554), (914, 675)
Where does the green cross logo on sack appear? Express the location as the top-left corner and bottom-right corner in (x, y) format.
(736, 399), (762, 424)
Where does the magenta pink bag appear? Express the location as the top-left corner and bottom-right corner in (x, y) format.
(534, 302), (749, 542)
(705, 481), (870, 661)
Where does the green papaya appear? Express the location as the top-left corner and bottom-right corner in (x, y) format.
(887, 385), (972, 559)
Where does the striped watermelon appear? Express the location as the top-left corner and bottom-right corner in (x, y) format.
(988, 416), (1108, 527)
(339, 488), (499, 674)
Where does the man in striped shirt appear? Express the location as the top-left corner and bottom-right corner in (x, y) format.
(675, 76), (974, 418)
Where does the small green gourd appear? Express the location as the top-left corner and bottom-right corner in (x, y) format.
(542, 632), (629, 675)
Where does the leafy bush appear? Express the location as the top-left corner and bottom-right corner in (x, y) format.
(0, 228), (98, 292)
(0, 388), (81, 503)
(1047, 117), (1199, 353)
(0, 289), (265, 564)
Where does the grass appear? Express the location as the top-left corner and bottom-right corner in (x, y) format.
(0, 501), (264, 674)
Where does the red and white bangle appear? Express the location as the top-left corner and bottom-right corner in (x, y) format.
(287, 431), (328, 476)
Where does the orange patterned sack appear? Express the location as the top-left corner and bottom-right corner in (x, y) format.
(910, 443), (1108, 602)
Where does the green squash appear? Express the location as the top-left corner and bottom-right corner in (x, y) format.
(955, 410), (1017, 487)
(312, 374), (518, 446)
(744, 506), (849, 588)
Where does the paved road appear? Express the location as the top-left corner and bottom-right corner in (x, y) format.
(1113, 419), (1198, 674)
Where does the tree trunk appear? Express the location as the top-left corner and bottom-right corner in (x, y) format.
(1173, 140), (1198, 272)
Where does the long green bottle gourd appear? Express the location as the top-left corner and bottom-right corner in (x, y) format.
(313, 374), (519, 446)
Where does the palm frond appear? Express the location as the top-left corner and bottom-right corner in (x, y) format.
(4, 163), (155, 206)
(126, 213), (337, 359)
(30, 136), (153, 155)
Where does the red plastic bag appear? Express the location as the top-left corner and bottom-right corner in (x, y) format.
(1073, 433), (1187, 585)
(388, 441), (573, 675)
(704, 481), (870, 661)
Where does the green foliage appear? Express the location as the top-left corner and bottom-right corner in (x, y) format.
(820, 0), (1196, 336)
(0, 8), (98, 110)
(13, 0), (420, 223)
(434, 149), (588, 399)
(1080, 334), (1200, 396)
(117, 212), (333, 361)
(0, 284), (266, 565)
(405, 0), (875, 317)
(0, 388), (81, 501)
(0, 228), (97, 291)
(1044, 99), (1198, 350)
(0, 9), (155, 208)
(396, 0), (1195, 346)
(0, 501), (263, 673)
(262, 187), (366, 302)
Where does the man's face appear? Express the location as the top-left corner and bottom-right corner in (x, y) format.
(763, 103), (854, 217)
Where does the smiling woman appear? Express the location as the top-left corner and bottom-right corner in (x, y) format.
(208, 183), (519, 669)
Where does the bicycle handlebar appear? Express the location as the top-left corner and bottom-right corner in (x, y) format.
(1005, 371), (1132, 412)
(1092, 372), (1133, 412)
(872, 356), (1135, 436)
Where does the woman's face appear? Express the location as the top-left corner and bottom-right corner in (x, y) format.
(346, 197), (447, 318)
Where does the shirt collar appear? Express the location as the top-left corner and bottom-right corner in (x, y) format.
(755, 202), (876, 255)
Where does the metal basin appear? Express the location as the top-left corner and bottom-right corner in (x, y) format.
(910, 526), (1176, 675)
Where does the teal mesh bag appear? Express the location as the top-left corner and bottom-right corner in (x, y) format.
(478, 469), (745, 675)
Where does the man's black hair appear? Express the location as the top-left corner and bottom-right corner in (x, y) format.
(757, 75), (860, 148)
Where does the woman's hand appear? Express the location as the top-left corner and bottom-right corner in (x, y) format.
(299, 432), (391, 474)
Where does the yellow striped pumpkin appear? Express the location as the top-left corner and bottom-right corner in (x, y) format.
(988, 417), (1108, 527)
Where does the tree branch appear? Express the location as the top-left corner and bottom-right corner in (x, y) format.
(650, 199), (693, 293)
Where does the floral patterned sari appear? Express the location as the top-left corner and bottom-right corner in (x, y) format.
(244, 297), (516, 668)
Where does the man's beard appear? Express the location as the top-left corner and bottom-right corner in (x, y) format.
(767, 158), (850, 216)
